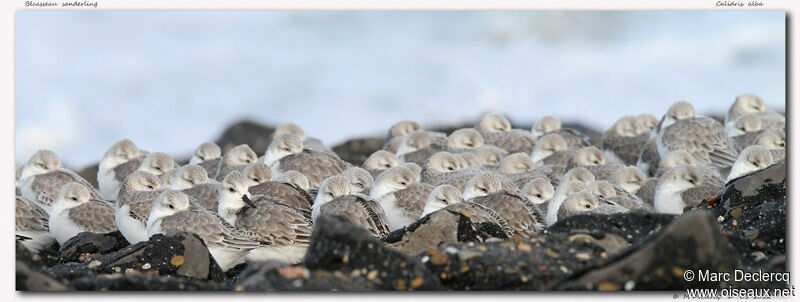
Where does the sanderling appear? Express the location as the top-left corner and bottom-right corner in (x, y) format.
(264, 133), (351, 189)
(370, 166), (433, 231)
(115, 171), (164, 244)
(216, 171), (312, 264)
(463, 172), (544, 237)
(312, 176), (390, 238)
(19, 150), (103, 213)
(728, 145), (775, 183)
(98, 139), (145, 200)
(16, 196), (54, 252)
(146, 190), (262, 271)
(49, 183), (117, 245)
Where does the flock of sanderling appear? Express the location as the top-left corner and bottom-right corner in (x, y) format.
(15, 94), (785, 271)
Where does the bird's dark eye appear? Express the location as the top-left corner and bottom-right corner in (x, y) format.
(688, 179), (695, 184)
(168, 204), (174, 209)
(400, 182), (407, 186)
(155, 167), (162, 171)
(384, 164), (391, 168)
(120, 154), (128, 160)
(536, 194), (542, 198)
(198, 156), (205, 161)
(328, 192), (334, 197)
(439, 198), (447, 204)
(584, 204), (591, 209)
(228, 187), (235, 193)
(147, 185), (154, 189)
(751, 161), (758, 166)
(71, 197), (77, 201)
(252, 178), (259, 182)
(480, 188), (487, 193)
(447, 167), (454, 171)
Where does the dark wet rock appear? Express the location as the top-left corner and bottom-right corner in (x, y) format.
(49, 232), (225, 283)
(384, 210), (508, 256)
(546, 213), (677, 245)
(231, 261), (379, 291)
(17, 260), (70, 291)
(417, 232), (611, 290)
(69, 273), (224, 291)
(215, 120), (275, 156)
(721, 160), (785, 210)
(59, 231), (130, 264)
(16, 242), (70, 291)
(695, 160), (786, 268)
(304, 215), (441, 290)
(557, 211), (744, 291)
(332, 137), (386, 166)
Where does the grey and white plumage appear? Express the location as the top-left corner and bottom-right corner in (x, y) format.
(386, 120), (422, 140)
(190, 142), (222, 165)
(463, 172), (544, 237)
(396, 130), (448, 165)
(519, 178), (555, 217)
(725, 94), (785, 130)
(589, 180), (649, 212)
(98, 139), (144, 200)
(634, 114), (659, 135)
(248, 171), (315, 221)
(470, 145), (508, 166)
(369, 166), (432, 230)
(654, 150), (724, 188)
(657, 102), (739, 169)
(49, 183), (117, 245)
(170, 164), (220, 211)
(264, 133), (351, 189)
(654, 165), (709, 214)
(635, 178), (659, 208)
(312, 176), (390, 238)
(19, 150), (103, 213)
(276, 170), (311, 191)
(530, 133), (573, 175)
(532, 116), (591, 149)
(728, 113), (766, 152)
(214, 144), (258, 181)
(146, 190), (262, 271)
(555, 191), (629, 223)
(217, 171), (312, 263)
(420, 184), (513, 237)
(341, 167), (374, 194)
(499, 153), (559, 187)
(608, 166), (648, 194)
(382, 136), (405, 154)
(473, 113), (536, 154)
(190, 142), (223, 179)
(546, 180), (592, 226)
(602, 116), (651, 166)
(115, 171), (165, 244)
(446, 128), (485, 153)
(16, 195), (54, 252)
(754, 129), (786, 162)
(136, 152), (177, 181)
(273, 122), (332, 153)
(727, 145), (775, 183)
(362, 150), (401, 179)
(636, 138), (661, 177)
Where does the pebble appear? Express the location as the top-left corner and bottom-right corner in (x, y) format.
(170, 255), (185, 266)
(430, 253), (448, 266)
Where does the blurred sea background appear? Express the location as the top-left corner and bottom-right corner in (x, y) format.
(15, 11), (785, 168)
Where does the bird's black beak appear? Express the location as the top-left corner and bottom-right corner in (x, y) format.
(242, 195), (257, 208)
